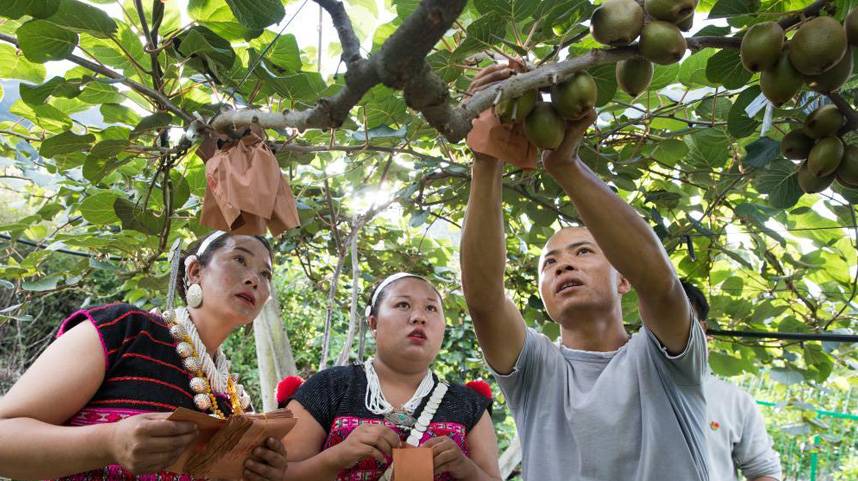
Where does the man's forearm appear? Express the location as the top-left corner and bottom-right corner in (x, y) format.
(548, 157), (676, 294)
(461, 156), (508, 313)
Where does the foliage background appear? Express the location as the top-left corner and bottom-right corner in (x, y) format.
(0, 0), (857, 478)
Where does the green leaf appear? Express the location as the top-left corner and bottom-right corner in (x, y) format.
(169, 171), (191, 210)
(100, 103), (142, 126)
(21, 274), (61, 291)
(474, 0), (540, 21)
(0, 0), (59, 19)
(351, 126), (408, 142)
(78, 81), (123, 104)
(131, 112), (172, 137)
(589, 64), (617, 107)
(113, 198), (164, 235)
(189, 0), (263, 40)
(225, 0), (285, 30)
(754, 160), (803, 209)
(770, 367), (804, 385)
(80, 191), (120, 224)
(708, 0), (760, 18)
(17, 19), (78, 63)
(679, 50), (717, 88)
(45, 0), (117, 38)
(744, 137), (780, 168)
(709, 351), (747, 376)
(706, 48), (751, 90)
(650, 63), (680, 90)
(175, 26), (236, 69)
(0, 44), (46, 83)
(20, 76), (80, 105)
(39, 131), (95, 158)
(84, 139), (130, 182)
(728, 86), (761, 138)
(259, 33), (301, 72)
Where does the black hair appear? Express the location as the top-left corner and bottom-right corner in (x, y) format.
(680, 279), (709, 321)
(176, 233), (273, 302)
(366, 275), (443, 317)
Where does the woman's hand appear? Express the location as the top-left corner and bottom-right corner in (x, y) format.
(329, 423), (401, 469)
(423, 436), (477, 480)
(243, 437), (289, 481)
(108, 412), (198, 474)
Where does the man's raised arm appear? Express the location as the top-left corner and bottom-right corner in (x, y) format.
(543, 112), (692, 354)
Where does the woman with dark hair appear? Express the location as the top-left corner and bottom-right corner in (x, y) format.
(0, 231), (289, 481)
(280, 273), (501, 481)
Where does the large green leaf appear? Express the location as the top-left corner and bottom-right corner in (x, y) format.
(708, 0), (760, 18)
(754, 160), (803, 209)
(706, 48), (751, 90)
(474, 0), (540, 21)
(188, 0), (262, 40)
(225, 0), (285, 30)
(0, 0), (58, 19)
(80, 191), (120, 224)
(590, 64), (617, 107)
(175, 25), (236, 70)
(728, 86), (762, 138)
(0, 44), (46, 83)
(39, 131), (95, 158)
(113, 197), (164, 235)
(743, 137), (780, 169)
(19, 76), (81, 106)
(45, 0), (117, 38)
(17, 20), (78, 63)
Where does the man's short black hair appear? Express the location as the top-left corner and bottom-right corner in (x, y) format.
(680, 279), (709, 321)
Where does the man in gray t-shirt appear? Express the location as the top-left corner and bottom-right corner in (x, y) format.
(460, 64), (709, 481)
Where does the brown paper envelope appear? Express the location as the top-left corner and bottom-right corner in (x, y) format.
(392, 447), (433, 481)
(166, 408), (297, 480)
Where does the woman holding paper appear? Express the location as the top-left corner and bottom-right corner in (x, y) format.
(0, 231), (289, 481)
(281, 273), (502, 481)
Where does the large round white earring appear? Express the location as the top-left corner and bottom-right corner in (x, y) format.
(186, 283), (203, 308)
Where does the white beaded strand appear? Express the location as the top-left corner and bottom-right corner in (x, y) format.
(175, 307), (230, 393)
(363, 358), (434, 415)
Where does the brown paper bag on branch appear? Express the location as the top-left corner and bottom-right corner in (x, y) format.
(198, 127), (300, 236)
(166, 407), (296, 480)
(466, 110), (537, 170)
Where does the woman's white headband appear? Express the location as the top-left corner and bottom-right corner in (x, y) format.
(184, 230), (228, 269)
(364, 272), (424, 317)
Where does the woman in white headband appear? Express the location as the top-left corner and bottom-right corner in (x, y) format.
(280, 273), (502, 481)
(0, 231), (289, 481)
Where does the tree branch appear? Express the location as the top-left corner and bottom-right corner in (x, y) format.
(315, 0), (361, 64)
(0, 33), (193, 124)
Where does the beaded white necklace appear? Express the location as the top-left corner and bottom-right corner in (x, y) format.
(174, 307), (230, 393)
(363, 358), (434, 415)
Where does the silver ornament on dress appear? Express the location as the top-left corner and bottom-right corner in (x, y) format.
(169, 324), (186, 339)
(176, 342), (194, 358)
(183, 356), (201, 373)
(190, 377), (208, 394)
(162, 309), (175, 322)
(194, 393), (211, 410)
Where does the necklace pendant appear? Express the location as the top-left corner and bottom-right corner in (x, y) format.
(384, 410), (416, 428)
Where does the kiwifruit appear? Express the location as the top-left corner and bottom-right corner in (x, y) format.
(846, 9), (858, 46)
(645, 0), (696, 23)
(760, 50), (803, 106)
(740, 22), (784, 72)
(804, 48), (853, 93)
(591, 0), (645, 46)
(525, 102), (566, 150)
(551, 72), (598, 120)
(780, 129), (815, 160)
(616, 57), (653, 97)
(797, 161), (836, 193)
(807, 136), (844, 177)
(677, 14), (694, 32)
(788, 16), (848, 76)
(803, 104), (844, 139)
(639, 21), (687, 65)
(835, 144), (858, 187)
(496, 89), (539, 124)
